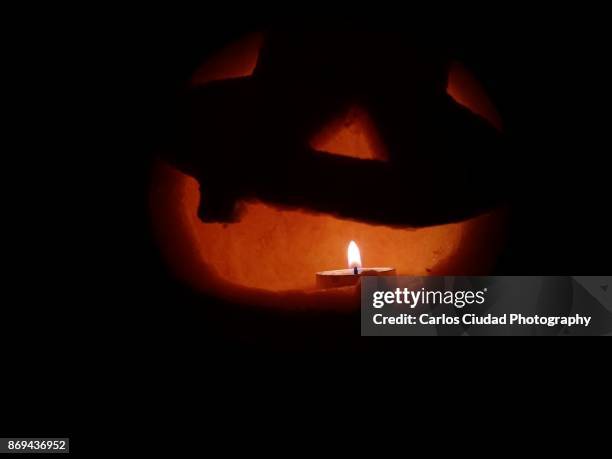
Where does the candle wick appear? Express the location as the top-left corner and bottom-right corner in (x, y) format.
(354, 266), (359, 275)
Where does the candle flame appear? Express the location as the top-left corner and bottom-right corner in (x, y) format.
(347, 240), (362, 269)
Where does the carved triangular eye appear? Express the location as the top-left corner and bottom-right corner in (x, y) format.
(190, 32), (264, 87)
(309, 104), (389, 161)
(447, 61), (503, 132)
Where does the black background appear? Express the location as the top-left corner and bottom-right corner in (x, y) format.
(3, 5), (610, 445)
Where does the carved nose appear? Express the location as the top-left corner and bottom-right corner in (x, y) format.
(309, 104), (389, 162)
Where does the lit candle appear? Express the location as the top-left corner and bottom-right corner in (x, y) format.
(316, 241), (396, 289)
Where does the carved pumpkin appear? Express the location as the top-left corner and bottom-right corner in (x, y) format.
(150, 32), (507, 309)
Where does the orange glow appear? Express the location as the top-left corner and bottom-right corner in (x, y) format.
(189, 32), (264, 86)
(447, 61), (503, 132)
(310, 105), (389, 161)
(347, 241), (362, 269)
(151, 163), (506, 292)
(150, 33), (507, 305)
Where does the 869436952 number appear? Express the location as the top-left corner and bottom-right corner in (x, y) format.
(1, 438), (69, 454)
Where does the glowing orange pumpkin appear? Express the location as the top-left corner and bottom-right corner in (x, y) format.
(150, 33), (507, 309)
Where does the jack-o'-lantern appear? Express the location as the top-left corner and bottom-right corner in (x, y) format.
(150, 32), (507, 309)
